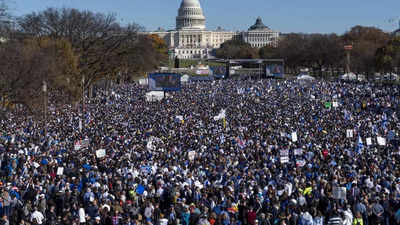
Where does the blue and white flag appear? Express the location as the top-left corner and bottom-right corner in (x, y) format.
(356, 135), (363, 154)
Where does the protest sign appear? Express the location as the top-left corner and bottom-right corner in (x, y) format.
(333, 187), (347, 200)
(291, 132), (298, 142)
(377, 137), (386, 146)
(96, 149), (106, 158)
(79, 119), (82, 132)
(74, 141), (81, 150)
(188, 151), (196, 161)
(294, 148), (303, 156)
(280, 150), (289, 164)
(346, 129), (353, 138)
(57, 167), (64, 175)
(82, 139), (89, 148)
(333, 101), (339, 108)
(366, 137), (372, 146)
(324, 102), (332, 109)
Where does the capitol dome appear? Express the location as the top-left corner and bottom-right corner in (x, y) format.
(176, 0), (206, 30)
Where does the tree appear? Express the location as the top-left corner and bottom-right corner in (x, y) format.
(17, 8), (144, 89)
(343, 26), (390, 75)
(216, 40), (259, 59)
(259, 45), (279, 59)
(0, 37), (80, 115)
(0, 0), (14, 40)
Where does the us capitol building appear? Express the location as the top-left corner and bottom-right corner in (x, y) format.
(146, 0), (280, 59)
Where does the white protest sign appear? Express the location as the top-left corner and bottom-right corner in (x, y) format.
(333, 101), (339, 108)
(79, 119), (82, 132)
(175, 115), (184, 122)
(346, 129), (353, 138)
(188, 151), (196, 161)
(294, 148), (303, 156)
(291, 132), (298, 142)
(82, 139), (89, 148)
(74, 141), (81, 151)
(57, 167), (64, 175)
(96, 149), (106, 158)
(377, 137), (386, 146)
(33, 162), (40, 168)
(366, 137), (372, 146)
(333, 187), (347, 200)
(280, 150), (289, 164)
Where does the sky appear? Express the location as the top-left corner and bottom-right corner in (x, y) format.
(8, 0), (400, 34)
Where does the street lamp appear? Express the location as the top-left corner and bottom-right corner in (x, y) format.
(344, 45), (353, 80)
(42, 81), (47, 135)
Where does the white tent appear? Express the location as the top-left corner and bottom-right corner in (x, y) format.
(384, 73), (399, 80)
(181, 74), (190, 83)
(340, 72), (357, 80)
(145, 91), (169, 102)
(297, 74), (315, 80)
(139, 78), (148, 86)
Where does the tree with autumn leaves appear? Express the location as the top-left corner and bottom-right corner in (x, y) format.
(219, 25), (399, 77)
(0, 6), (167, 116)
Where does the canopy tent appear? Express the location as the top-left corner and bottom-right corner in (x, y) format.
(145, 91), (171, 102)
(340, 72), (357, 80)
(181, 74), (190, 83)
(297, 74), (315, 80)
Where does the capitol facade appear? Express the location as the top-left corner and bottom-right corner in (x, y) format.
(146, 0), (280, 59)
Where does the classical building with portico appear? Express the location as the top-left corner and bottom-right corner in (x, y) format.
(146, 0), (279, 59)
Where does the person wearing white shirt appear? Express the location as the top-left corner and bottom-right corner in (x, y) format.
(31, 207), (45, 225)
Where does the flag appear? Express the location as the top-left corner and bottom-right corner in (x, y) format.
(356, 135), (363, 154)
(324, 102), (332, 109)
(236, 137), (246, 149)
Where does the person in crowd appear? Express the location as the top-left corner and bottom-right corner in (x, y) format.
(0, 79), (399, 225)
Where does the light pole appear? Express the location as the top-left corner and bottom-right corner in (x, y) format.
(344, 45), (353, 80)
(82, 75), (85, 113)
(42, 81), (47, 135)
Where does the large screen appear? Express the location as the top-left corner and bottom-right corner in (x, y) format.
(266, 64), (284, 78)
(148, 73), (181, 91)
(210, 66), (226, 76)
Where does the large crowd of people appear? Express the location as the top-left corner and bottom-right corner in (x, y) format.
(0, 79), (399, 225)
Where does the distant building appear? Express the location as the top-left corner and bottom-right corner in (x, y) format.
(145, 0), (279, 59)
(240, 17), (279, 48)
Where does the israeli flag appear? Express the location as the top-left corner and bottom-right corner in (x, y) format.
(356, 135), (363, 154)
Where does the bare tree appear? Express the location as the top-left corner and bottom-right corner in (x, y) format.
(18, 8), (143, 89)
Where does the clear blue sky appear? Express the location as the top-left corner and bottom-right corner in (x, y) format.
(8, 0), (400, 34)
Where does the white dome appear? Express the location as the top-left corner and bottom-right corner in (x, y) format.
(180, 0), (201, 8)
(176, 0), (206, 30)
